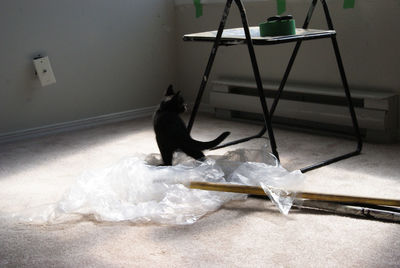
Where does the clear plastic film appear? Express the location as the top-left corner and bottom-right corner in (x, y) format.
(7, 148), (305, 225)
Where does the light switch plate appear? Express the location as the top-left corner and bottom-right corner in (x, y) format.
(33, 56), (56, 86)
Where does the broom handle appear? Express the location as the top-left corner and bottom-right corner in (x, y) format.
(189, 181), (400, 207)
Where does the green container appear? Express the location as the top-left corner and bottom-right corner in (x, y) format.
(259, 19), (296, 37)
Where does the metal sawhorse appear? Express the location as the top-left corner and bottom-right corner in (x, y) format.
(183, 0), (362, 173)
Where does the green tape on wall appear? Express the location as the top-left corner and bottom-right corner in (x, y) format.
(192, 0), (354, 18)
(194, 0), (203, 18)
(343, 0), (355, 9)
(277, 0), (286, 15)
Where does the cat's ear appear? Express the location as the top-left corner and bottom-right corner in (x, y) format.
(165, 85), (174, 96)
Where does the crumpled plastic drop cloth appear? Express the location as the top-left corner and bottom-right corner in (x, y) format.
(8, 148), (304, 225)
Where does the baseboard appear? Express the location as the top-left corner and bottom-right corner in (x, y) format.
(0, 106), (157, 144)
(190, 102), (215, 115)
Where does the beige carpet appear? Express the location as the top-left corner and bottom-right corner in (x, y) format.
(0, 114), (399, 267)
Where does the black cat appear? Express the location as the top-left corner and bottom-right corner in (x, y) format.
(153, 85), (230, 165)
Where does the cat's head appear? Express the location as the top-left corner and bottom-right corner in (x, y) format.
(159, 85), (187, 114)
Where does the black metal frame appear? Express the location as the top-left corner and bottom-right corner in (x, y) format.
(185, 0), (362, 173)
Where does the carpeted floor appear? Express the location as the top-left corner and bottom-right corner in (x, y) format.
(0, 114), (399, 267)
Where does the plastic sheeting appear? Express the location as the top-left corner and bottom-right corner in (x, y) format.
(8, 148), (304, 225)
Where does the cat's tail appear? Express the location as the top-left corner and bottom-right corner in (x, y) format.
(192, 131), (230, 151)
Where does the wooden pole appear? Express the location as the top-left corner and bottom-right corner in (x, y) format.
(189, 181), (400, 207)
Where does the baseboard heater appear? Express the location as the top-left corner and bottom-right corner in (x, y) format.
(210, 79), (398, 143)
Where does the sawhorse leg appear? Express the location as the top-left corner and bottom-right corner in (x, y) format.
(268, 0), (362, 172)
(187, 0), (280, 160)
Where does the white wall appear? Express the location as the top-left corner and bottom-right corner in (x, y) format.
(0, 0), (176, 134)
(1, 0), (399, 136)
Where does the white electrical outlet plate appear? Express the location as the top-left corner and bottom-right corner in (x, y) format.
(33, 56), (56, 86)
